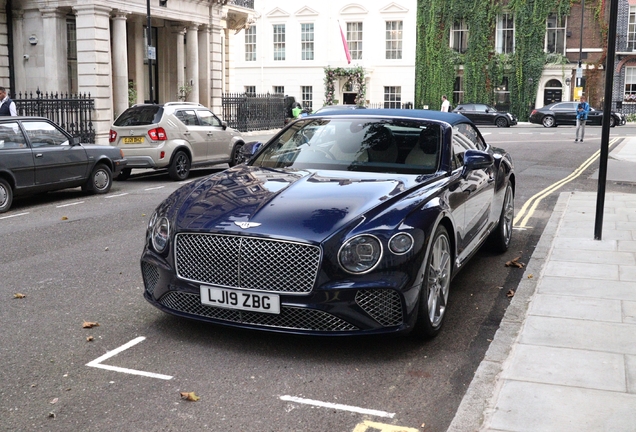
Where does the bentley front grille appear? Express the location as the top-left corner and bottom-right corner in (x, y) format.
(142, 262), (160, 297)
(355, 289), (403, 327)
(175, 233), (321, 294)
(160, 291), (358, 332)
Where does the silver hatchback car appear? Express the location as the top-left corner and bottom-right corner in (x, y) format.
(109, 102), (245, 180)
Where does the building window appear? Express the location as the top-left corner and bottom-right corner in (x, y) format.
(384, 86), (401, 109)
(245, 86), (256, 96)
(301, 86), (313, 110)
(494, 77), (511, 111)
(347, 22), (363, 60)
(546, 14), (566, 55)
(273, 24), (285, 61)
(301, 23), (314, 60)
(450, 20), (468, 54)
(67, 19), (78, 94)
(496, 14), (514, 54)
(385, 21), (403, 59)
(625, 67), (636, 102)
(629, 6), (636, 50)
(245, 25), (256, 62)
(453, 76), (463, 106)
(273, 86), (284, 95)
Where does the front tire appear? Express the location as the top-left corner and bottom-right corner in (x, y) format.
(168, 151), (191, 181)
(542, 116), (555, 127)
(610, 116), (616, 127)
(229, 142), (245, 167)
(0, 177), (13, 213)
(82, 163), (112, 194)
(495, 117), (508, 128)
(489, 182), (514, 253)
(412, 225), (452, 339)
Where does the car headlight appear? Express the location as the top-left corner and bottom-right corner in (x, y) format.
(389, 232), (414, 255)
(338, 235), (382, 274)
(151, 216), (170, 252)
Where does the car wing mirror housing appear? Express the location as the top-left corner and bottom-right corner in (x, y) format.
(72, 136), (81, 145)
(462, 149), (493, 174)
(242, 141), (263, 162)
(221, 121), (228, 130)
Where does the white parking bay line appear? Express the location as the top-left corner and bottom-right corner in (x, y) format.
(86, 336), (172, 380)
(279, 395), (395, 419)
(57, 201), (85, 208)
(144, 186), (165, 191)
(106, 193), (129, 199)
(0, 212), (29, 219)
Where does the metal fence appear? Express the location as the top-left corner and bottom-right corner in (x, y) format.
(14, 90), (95, 142)
(366, 102), (414, 109)
(227, 0), (254, 8)
(222, 93), (286, 132)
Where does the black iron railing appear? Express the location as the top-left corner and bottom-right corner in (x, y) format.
(14, 90), (95, 143)
(227, 0), (254, 9)
(222, 93), (286, 132)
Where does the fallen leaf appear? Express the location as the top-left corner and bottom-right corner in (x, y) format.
(506, 289), (515, 298)
(505, 256), (525, 268)
(180, 391), (200, 402)
(527, 274), (533, 279)
(13, 293), (26, 299)
(82, 321), (99, 329)
(104, 247), (109, 251)
(61, 216), (68, 220)
(50, 398), (58, 404)
(142, 214), (146, 217)
(86, 336), (94, 342)
(48, 412), (56, 419)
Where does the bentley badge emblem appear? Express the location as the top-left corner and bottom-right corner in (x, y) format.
(235, 221), (261, 229)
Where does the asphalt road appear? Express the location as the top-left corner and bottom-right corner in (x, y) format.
(1, 123), (634, 432)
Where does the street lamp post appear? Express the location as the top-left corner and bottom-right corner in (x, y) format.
(577, 0), (585, 98)
(147, 0), (153, 103)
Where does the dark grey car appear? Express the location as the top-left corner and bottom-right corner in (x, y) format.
(0, 117), (127, 213)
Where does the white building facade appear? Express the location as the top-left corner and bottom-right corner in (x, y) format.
(226, 1), (416, 111)
(0, 0), (256, 144)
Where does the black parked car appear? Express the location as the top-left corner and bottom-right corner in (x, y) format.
(0, 117), (127, 213)
(529, 101), (626, 128)
(452, 103), (518, 127)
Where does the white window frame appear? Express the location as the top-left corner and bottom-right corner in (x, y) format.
(496, 13), (514, 54)
(629, 6), (636, 50)
(273, 24), (285, 61)
(450, 20), (468, 54)
(384, 86), (401, 109)
(245, 25), (256, 62)
(625, 67), (636, 102)
(301, 86), (313, 110)
(244, 86), (256, 96)
(545, 14), (566, 55)
(273, 86), (284, 95)
(301, 23), (314, 61)
(385, 21), (403, 60)
(347, 22), (363, 60)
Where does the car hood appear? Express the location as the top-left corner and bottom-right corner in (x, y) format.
(172, 165), (426, 243)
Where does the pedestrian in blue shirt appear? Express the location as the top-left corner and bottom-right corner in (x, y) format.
(575, 96), (589, 142)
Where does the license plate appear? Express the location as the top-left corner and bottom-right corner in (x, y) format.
(122, 136), (144, 144)
(200, 286), (280, 314)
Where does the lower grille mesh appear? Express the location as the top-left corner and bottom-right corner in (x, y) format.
(142, 262), (160, 297)
(159, 291), (358, 332)
(355, 289), (403, 327)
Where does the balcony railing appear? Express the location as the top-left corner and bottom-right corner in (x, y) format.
(227, 0), (254, 9)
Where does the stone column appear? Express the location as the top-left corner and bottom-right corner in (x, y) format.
(172, 25), (185, 101)
(186, 24), (199, 103)
(133, 18), (145, 104)
(111, 11), (128, 117)
(12, 10), (25, 93)
(209, 9), (223, 114)
(73, 4), (113, 145)
(40, 7), (69, 92)
(198, 24), (211, 108)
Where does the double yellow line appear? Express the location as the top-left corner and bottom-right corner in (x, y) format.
(513, 138), (620, 229)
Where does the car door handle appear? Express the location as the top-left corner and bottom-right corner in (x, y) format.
(207, 132), (214, 136)
(183, 131), (191, 136)
(35, 153), (43, 158)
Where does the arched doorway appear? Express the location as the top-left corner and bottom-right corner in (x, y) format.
(543, 79), (562, 104)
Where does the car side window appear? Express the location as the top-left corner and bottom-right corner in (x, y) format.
(175, 110), (199, 126)
(452, 123), (487, 169)
(198, 110), (222, 127)
(0, 123), (28, 149)
(474, 104), (487, 112)
(22, 121), (70, 148)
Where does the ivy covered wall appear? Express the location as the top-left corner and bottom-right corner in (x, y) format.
(415, 0), (573, 120)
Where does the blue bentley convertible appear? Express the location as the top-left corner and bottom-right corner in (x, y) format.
(141, 109), (515, 339)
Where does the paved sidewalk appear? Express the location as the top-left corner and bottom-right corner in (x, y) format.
(448, 138), (636, 431)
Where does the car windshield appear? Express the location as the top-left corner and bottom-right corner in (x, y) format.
(251, 117), (442, 174)
(114, 106), (163, 126)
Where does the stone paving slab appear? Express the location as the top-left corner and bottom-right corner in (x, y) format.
(529, 293), (622, 322)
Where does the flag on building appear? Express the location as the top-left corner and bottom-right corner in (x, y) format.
(339, 21), (352, 64)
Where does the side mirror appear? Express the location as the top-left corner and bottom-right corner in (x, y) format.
(242, 141), (263, 161)
(462, 149), (493, 174)
(221, 121), (228, 130)
(72, 136), (82, 145)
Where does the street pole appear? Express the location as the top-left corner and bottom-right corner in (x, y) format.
(147, 0), (153, 103)
(594, 0), (619, 240)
